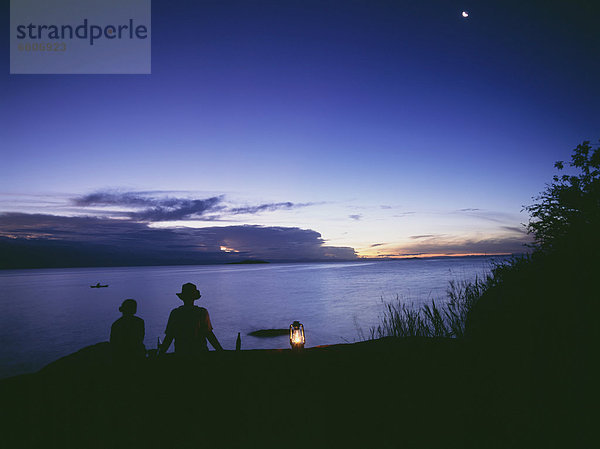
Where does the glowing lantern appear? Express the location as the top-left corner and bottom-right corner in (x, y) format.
(289, 321), (305, 349)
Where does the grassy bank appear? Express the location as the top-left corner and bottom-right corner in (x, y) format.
(369, 276), (490, 339)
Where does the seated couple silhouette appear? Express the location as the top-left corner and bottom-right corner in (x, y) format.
(110, 282), (223, 361)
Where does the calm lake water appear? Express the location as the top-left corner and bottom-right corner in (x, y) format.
(0, 257), (505, 378)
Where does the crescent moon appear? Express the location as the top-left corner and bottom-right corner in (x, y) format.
(462, 11), (469, 18)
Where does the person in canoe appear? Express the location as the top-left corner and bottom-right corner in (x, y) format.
(159, 283), (223, 356)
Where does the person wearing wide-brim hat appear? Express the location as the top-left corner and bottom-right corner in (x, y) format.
(159, 283), (223, 356)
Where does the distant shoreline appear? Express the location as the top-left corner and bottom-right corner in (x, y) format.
(0, 253), (517, 271)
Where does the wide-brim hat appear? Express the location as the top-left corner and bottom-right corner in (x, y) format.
(177, 282), (201, 301)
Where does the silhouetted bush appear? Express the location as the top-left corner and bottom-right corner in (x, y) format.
(526, 140), (600, 253)
(374, 140), (600, 345)
(467, 141), (600, 349)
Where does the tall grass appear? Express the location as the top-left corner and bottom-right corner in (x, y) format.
(370, 276), (490, 339)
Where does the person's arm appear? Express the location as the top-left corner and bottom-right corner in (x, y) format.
(159, 334), (174, 355)
(110, 320), (121, 346)
(207, 331), (224, 351)
(139, 319), (146, 354)
(159, 311), (175, 355)
(109, 323), (115, 345)
(203, 309), (223, 351)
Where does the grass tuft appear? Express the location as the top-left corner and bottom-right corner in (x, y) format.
(370, 276), (490, 339)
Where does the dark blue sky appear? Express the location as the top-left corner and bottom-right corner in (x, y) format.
(1, 0), (598, 260)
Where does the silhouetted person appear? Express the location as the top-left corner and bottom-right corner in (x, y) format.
(110, 299), (146, 362)
(159, 283), (223, 356)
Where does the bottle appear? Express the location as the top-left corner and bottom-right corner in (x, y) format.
(236, 332), (241, 351)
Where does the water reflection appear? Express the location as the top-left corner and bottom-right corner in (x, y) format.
(0, 258), (502, 378)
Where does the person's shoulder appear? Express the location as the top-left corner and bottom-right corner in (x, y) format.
(132, 315), (144, 323)
(190, 306), (209, 318)
(111, 316), (124, 326)
(166, 308), (178, 322)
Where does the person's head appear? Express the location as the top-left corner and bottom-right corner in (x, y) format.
(119, 299), (137, 316)
(176, 282), (201, 305)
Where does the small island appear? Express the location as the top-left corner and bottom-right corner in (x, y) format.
(248, 329), (288, 337)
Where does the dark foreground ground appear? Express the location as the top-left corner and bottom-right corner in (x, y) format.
(0, 338), (591, 449)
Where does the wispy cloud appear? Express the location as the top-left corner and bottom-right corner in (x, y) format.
(392, 232), (531, 256)
(349, 214), (362, 221)
(72, 190), (314, 222)
(501, 225), (527, 234)
(73, 191), (225, 221)
(74, 191), (161, 208)
(452, 208), (522, 225)
(129, 197), (224, 221)
(229, 202), (313, 215)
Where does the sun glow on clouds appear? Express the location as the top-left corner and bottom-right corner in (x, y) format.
(357, 228), (530, 258)
(220, 245), (239, 253)
(359, 252), (512, 259)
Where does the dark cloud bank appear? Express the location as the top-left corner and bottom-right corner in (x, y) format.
(0, 213), (357, 269)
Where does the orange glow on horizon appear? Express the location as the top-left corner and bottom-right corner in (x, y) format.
(357, 252), (512, 259)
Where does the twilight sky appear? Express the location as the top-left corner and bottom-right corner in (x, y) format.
(1, 0), (599, 264)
